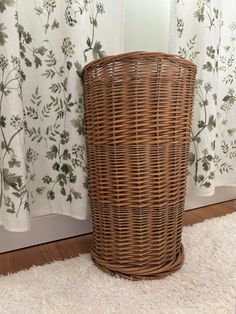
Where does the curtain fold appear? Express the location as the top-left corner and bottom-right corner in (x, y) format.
(0, 0), (30, 230)
(170, 0), (236, 196)
(0, 0), (124, 231)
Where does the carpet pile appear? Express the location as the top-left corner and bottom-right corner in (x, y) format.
(0, 213), (235, 314)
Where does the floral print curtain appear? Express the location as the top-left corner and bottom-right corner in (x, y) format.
(170, 0), (236, 196)
(0, 0), (124, 231)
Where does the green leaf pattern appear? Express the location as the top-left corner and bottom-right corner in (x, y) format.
(0, 0), (109, 228)
(172, 0), (236, 193)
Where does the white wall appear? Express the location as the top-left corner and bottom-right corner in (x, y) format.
(124, 0), (170, 52)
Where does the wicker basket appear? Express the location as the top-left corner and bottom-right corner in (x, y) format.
(83, 52), (197, 280)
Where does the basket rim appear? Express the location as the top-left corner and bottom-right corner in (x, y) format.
(82, 51), (197, 76)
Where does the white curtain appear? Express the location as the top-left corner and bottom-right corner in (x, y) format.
(170, 0), (236, 196)
(0, 0), (124, 231)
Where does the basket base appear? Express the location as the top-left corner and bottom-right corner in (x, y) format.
(91, 244), (184, 281)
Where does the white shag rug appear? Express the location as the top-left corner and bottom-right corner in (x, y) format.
(0, 213), (236, 314)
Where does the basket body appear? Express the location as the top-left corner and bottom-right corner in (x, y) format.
(83, 52), (197, 280)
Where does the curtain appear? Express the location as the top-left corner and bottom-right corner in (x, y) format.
(0, 0), (124, 231)
(170, 0), (236, 196)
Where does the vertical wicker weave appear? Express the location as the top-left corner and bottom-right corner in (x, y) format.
(83, 52), (197, 280)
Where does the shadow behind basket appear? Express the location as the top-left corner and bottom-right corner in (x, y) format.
(83, 52), (197, 280)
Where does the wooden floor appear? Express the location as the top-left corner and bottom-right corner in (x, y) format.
(0, 200), (235, 276)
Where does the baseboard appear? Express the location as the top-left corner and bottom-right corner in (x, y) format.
(185, 186), (236, 209)
(0, 214), (92, 253)
(1, 185), (235, 253)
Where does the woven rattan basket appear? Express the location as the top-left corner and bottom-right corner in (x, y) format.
(83, 52), (197, 280)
